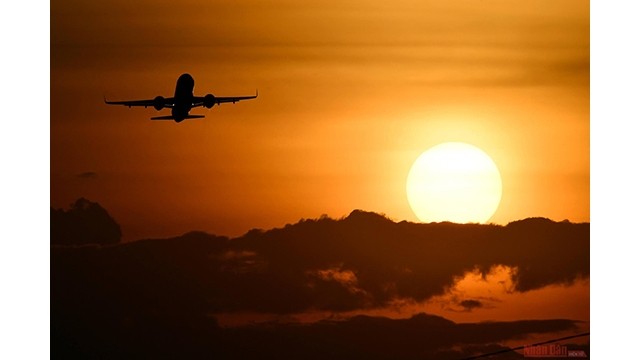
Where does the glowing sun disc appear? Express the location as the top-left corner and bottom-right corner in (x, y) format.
(406, 142), (502, 223)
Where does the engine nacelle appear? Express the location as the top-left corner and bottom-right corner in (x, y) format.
(153, 96), (165, 111)
(203, 94), (216, 109)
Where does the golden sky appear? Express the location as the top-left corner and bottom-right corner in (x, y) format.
(51, 0), (589, 241)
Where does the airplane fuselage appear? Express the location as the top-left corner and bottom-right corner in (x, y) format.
(172, 73), (195, 121)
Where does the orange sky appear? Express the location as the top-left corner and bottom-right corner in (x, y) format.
(51, 0), (589, 241)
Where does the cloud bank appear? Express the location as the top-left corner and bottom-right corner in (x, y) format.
(52, 209), (589, 357)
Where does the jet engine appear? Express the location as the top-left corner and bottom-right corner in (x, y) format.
(153, 96), (165, 110)
(203, 94), (216, 109)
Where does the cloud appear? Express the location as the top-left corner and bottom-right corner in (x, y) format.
(310, 266), (364, 295)
(306, 265), (373, 310)
(459, 299), (483, 311)
(52, 210), (588, 312)
(76, 171), (98, 179)
(52, 208), (589, 357)
(232, 211), (588, 310)
(50, 198), (122, 245)
(217, 250), (265, 274)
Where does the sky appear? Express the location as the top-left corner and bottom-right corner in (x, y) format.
(51, 0), (589, 241)
(49, 2), (593, 356)
(11, 0), (640, 358)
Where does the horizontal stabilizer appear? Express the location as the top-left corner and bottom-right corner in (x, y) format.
(150, 115), (206, 120)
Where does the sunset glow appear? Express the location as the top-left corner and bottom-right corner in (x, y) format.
(51, 0), (589, 239)
(51, 0), (590, 358)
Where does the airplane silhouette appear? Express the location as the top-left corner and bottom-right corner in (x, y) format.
(104, 73), (257, 122)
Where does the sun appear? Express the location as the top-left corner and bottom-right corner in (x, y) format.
(406, 142), (502, 223)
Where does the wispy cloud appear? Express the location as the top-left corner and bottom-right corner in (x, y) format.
(76, 171), (98, 179)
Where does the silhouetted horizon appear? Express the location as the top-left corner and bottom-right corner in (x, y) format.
(52, 198), (588, 357)
(51, 198), (589, 244)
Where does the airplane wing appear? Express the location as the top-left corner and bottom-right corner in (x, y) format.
(192, 91), (258, 107)
(104, 97), (175, 108)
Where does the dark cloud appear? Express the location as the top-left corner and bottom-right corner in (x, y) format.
(52, 210), (588, 312)
(76, 171), (98, 179)
(50, 198), (121, 245)
(460, 299), (483, 311)
(52, 208), (589, 357)
(227, 211), (589, 310)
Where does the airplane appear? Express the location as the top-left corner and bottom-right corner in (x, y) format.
(104, 73), (257, 122)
